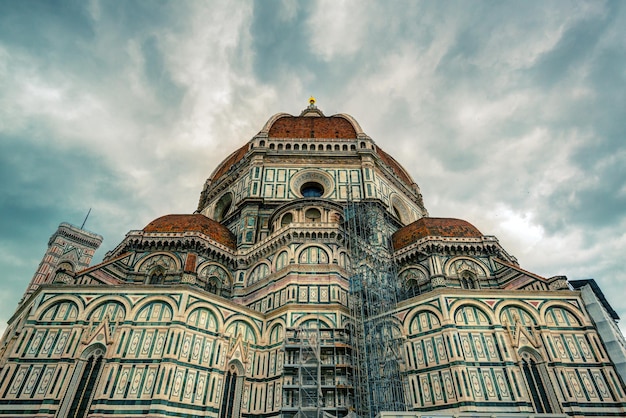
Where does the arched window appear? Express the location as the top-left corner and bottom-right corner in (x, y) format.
(60, 344), (106, 418)
(269, 143), (275, 150)
(338, 252), (350, 270)
(259, 140), (265, 147)
(342, 144), (348, 151)
(207, 277), (219, 293)
(400, 268), (430, 298)
(220, 362), (245, 418)
(299, 246), (329, 264)
(520, 350), (556, 413)
(248, 263), (270, 285)
(276, 251), (289, 271)
(149, 267), (165, 285)
(214, 193), (233, 222)
(281, 213), (293, 227)
(269, 324), (284, 344)
(225, 321), (257, 343)
(304, 207), (322, 221)
(198, 264), (231, 297)
(460, 271), (476, 289)
(302, 144), (308, 151)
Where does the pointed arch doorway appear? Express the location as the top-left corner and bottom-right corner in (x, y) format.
(219, 360), (245, 418)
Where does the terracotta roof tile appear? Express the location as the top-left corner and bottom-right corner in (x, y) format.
(210, 143), (249, 181)
(144, 214), (236, 249)
(375, 146), (414, 185)
(268, 116), (357, 139)
(392, 217), (482, 250)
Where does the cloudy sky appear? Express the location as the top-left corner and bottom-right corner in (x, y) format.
(1, 0), (625, 336)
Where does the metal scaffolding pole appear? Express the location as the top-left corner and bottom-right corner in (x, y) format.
(282, 316), (355, 418)
(343, 195), (406, 418)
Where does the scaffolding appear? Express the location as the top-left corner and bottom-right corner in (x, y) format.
(343, 198), (406, 418)
(282, 322), (355, 418)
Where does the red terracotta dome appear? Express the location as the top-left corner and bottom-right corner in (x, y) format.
(143, 214), (236, 249)
(392, 217), (483, 250)
(209, 143), (249, 181)
(268, 115), (357, 139)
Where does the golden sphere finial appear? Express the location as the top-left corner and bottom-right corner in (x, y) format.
(309, 96), (316, 105)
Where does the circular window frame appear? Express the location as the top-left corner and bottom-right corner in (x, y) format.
(290, 169), (334, 199)
(300, 182), (325, 198)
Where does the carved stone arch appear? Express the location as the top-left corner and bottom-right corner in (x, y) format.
(265, 317), (288, 336)
(57, 342), (107, 418)
(220, 358), (246, 418)
(273, 248), (292, 272)
(399, 265), (430, 298)
(390, 193), (411, 225)
(85, 298), (128, 322)
(445, 257), (489, 278)
(33, 295), (85, 321)
(135, 252), (181, 272)
(214, 192), (234, 222)
(337, 250), (351, 270)
(183, 302), (224, 331)
(131, 297), (176, 322)
(268, 323), (285, 345)
(136, 253), (181, 284)
(224, 317), (261, 344)
(517, 345), (561, 414)
(448, 299), (495, 324)
(38, 299), (81, 322)
(280, 211), (293, 228)
(540, 302), (585, 327)
(247, 261), (271, 285)
(452, 303), (493, 326)
(293, 315), (334, 329)
(197, 262), (232, 297)
(186, 306), (220, 332)
(405, 307), (443, 335)
(497, 302), (539, 327)
(295, 244), (330, 264)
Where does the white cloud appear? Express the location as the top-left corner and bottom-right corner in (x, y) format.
(1, 0), (626, 343)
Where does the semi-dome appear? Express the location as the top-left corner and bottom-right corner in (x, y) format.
(392, 217), (483, 250)
(143, 214), (236, 249)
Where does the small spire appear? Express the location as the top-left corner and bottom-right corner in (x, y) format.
(308, 96), (316, 108)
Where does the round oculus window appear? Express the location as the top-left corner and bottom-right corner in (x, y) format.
(301, 182), (324, 198)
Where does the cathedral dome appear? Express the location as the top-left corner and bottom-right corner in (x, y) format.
(143, 214), (236, 249)
(266, 115), (358, 139)
(392, 217), (482, 250)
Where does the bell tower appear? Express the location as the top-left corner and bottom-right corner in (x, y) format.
(23, 222), (103, 300)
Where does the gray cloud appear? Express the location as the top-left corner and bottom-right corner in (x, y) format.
(1, 0), (625, 337)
